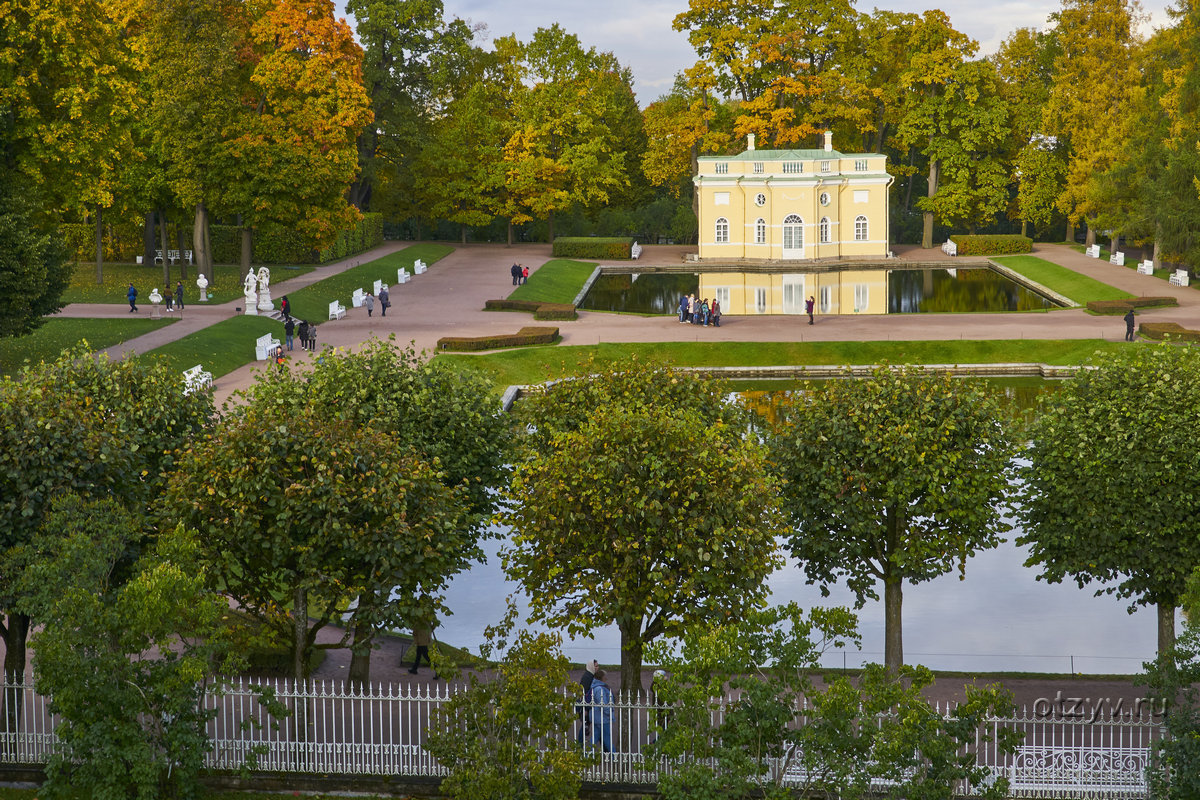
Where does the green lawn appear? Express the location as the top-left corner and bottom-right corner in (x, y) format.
(437, 339), (1132, 390)
(508, 259), (596, 304)
(285, 243), (454, 322)
(142, 315), (287, 378)
(993, 255), (1133, 304)
(0, 317), (176, 377)
(64, 262), (313, 305)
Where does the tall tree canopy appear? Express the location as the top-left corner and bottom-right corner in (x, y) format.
(767, 367), (1016, 670)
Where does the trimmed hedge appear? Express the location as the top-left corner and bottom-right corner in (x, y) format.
(1139, 322), (1200, 342)
(437, 326), (559, 352)
(950, 234), (1033, 256)
(1086, 296), (1178, 315)
(485, 298), (578, 320)
(552, 237), (634, 259)
(61, 213), (384, 265)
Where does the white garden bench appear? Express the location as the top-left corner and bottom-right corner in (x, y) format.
(942, 239), (958, 256)
(1110, 251), (1125, 266)
(1007, 745), (1148, 795)
(373, 278), (383, 295)
(631, 241), (643, 259)
(184, 249), (194, 265)
(396, 268), (410, 284)
(1085, 244), (1101, 258)
(182, 364), (213, 394)
(329, 300), (346, 320)
(1137, 260), (1154, 275)
(351, 288), (365, 307)
(154, 249), (165, 265)
(1170, 269), (1190, 287)
(413, 259), (427, 275)
(254, 333), (281, 361)
(167, 249), (181, 265)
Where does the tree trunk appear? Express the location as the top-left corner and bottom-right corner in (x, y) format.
(507, 219), (513, 247)
(460, 223), (467, 245)
(921, 157), (938, 250)
(1112, 232), (1120, 257)
(159, 211), (170, 287)
(193, 203), (209, 279)
(2, 612), (29, 679)
(884, 575), (903, 672)
(619, 625), (645, 695)
(1084, 224), (1096, 248)
(347, 618), (372, 691)
(177, 224), (187, 279)
(1158, 603), (1176, 660)
(1065, 219), (1075, 243)
(903, 147), (916, 212)
(293, 587), (308, 683)
(240, 226), (252, 277)
(144, 210), (157, 269)
(94, 204), (104, 283)
(1021, 219), (1028, 238)
(1153, 233), (1161, 269)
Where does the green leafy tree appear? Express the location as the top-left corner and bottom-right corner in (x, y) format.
(0, 179), (70, 336)
(504, 360), (784, 693)
(425, 602), (588, 800)
(1019, 345), (1200, 657)
(648, 604), (1020, 800)
(0, 346), (214, 682)
(21, 498), (228, 800)
(767, 367), (1017, 671)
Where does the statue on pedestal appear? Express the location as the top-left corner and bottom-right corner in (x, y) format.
(148, 287), (163, 319)
(196, 273), (209, 302)
(256, 266), (273, 312)
(243, 271), (258, 316)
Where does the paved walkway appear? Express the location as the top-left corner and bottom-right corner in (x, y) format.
(52, 241), (1200, 406)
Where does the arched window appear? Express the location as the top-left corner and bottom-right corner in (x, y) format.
(819, 217), (831, 244)
(855, 215), (868, 241)
(782, 214), (803, 254)
(755, 218), (766, 244)
(715, 217), (729, 243)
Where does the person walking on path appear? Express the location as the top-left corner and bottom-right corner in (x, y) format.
(297, 320), (309, 351)
(176, 281), (184, 311)
(307, 322), (317, 352)
(521, 265), (529, 284)
(1125, 309), (1136, 341)
(589, 670), (614, 753)
(284, 317), (295, 351)
(379, 286), (389, 317)
(127, 283), (138, 313)
(511, 263), (521, 285)
(711, 298), (722, 327)
(576, 659), (598, 745)
(364, 292), (375, 317)
(280, 295), (290, 317)
(408, 623), (436, 678)
(678, 294), (688, 323)
(806, 295), (815, 325)
(164, 287), (174, 312)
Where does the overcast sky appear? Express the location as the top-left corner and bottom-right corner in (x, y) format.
(419, 0), (1174, 105)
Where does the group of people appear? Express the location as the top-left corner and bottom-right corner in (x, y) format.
(282, 315), (318, 352)
(509, 263), (530, 285)
(577, 659), (615, 752)
(126, 282), (185, 313)
(362, 286), (390, 317)
(678, 293), (722, 327)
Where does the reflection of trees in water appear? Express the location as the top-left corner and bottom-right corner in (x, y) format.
(888, 269), (1054, 313)
(579, 274), (697, 314)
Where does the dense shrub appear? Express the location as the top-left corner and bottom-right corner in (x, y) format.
(552, 236), (634, 259)
(437, 327), (559, 352)
(950, 234), (1033, 256)
(1087, 297), (1179, 315)
(533, 303), (577, 321)
(485, 299), (543, 313)
(1139, 322), (1200, 342)
(60, 221), (142, 262)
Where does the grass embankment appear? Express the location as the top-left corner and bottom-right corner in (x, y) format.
(0, 318), (176, 377)
(143, 316), (286, 378)
(507, 258), (596, 305)
(285, 243), (454, 322)
(437, 339), (1130, 390)
(63, 262), (312, 305)
(993, 255), (1133, 305)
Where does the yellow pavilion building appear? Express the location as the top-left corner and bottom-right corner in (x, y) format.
(692, 132), (895, 315)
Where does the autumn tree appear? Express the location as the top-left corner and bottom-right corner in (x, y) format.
(0, 179), (70, 336)
(767, 368), (1016, 671)
(641, 74), (735, 210)
(504, 360), (784, 693)
(1019, 345), (1200, 658)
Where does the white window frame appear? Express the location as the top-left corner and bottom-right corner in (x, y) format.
(855, 159), (868, 171)
(820, 160), (831, 174)
(755, 218), (767, 244)
(754, 287), (768, 314)
(819, 285), (832, 314)
(855, 215), (868, 241)
(782, 162), (802, 174)
(714, 287), (730, 308)
(819, 217), (831, 244)
(753, 161), (764, 174)
(782, 275), (805, 314)
(782, 214), (803, 255)
(714, 162), (728, 174)
(715, 217), (729, 243)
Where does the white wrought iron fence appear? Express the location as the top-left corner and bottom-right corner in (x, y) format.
(0, 676), (1166, 796)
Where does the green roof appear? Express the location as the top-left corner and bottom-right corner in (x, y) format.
(697, 149), (883, 161)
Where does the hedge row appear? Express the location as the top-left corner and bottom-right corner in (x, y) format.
(485, 298), (578, 320)
(1086, 296), (1178, 315)
(60, 213), (383, 265)
(436, 326), (560, 352)
(1139, 322), (1200, 342)
(950, 234), (1033, 256)
(552, 236), (633, 259)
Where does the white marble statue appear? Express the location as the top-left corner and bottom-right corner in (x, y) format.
(148, 287), (163, 319)
(256, 266), (274, 311)
(196, 273), (209, 302)
(243, 271), (258, 315)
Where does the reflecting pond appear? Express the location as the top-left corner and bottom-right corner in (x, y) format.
(437, 379), (1164, 674)
(578, 269), (1056, 314)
